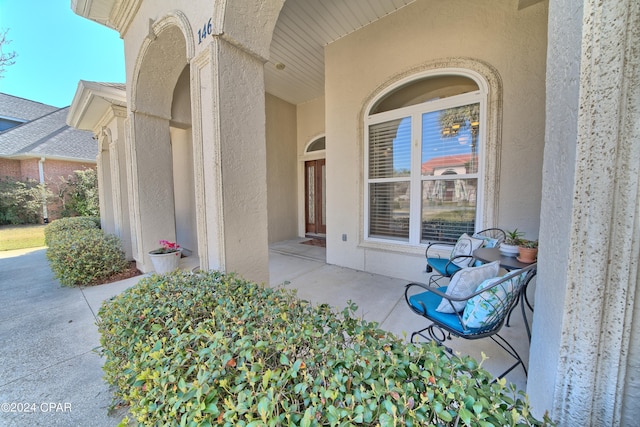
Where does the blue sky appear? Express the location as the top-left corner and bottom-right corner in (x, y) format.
(0, 1), (125, 108)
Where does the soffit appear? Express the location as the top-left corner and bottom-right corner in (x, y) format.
(268, 0), (416, 105)
(73, 0), (416, 105)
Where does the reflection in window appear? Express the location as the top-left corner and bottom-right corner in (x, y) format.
(420, 104), (479, 243)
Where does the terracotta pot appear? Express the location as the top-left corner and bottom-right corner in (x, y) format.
(517, 247), (538, 263)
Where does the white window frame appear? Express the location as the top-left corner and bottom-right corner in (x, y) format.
(364, 69), (490, 248)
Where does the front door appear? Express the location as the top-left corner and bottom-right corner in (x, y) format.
(304, 159), (326, 235)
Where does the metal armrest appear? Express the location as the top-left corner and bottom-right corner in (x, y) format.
(424, 242), (455, 259)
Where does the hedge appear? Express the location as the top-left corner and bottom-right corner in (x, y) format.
(98, 271), (553, 427)
(44, 216), (100, 246)
(46, 226), (128, 287)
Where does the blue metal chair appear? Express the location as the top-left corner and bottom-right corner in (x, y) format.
(405, 262), (536, 380)
(425, 228), (506, 286)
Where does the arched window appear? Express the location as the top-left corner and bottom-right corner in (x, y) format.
(365, 70), (487, 245)
(306, 136), (325, 153)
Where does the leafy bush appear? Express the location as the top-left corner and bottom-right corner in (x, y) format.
(0, 177), (53, 225)
(56, 168), (100, 217)
(46, 227), (127, 287)
(44, 216), (100, 246)
(98, 271), (553, 427)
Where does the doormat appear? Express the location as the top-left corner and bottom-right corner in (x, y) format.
(301, 238), (326, 248)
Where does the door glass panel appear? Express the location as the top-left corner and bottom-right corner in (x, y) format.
(307, 165), (315, 224)
(321, 163), (326, 226)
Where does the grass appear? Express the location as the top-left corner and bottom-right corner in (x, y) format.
(0, 224), (46, 251)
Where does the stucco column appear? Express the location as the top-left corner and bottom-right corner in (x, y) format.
(96, 133), (115, 235)
(109, 106), (133, 260)
(95, 146), (109, 230)
(190, 37), (269, 284)
(529, 0), (640, 425)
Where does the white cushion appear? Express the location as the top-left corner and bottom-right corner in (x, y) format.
(435, 261), (500, 313)
(450, 233), (485, 268)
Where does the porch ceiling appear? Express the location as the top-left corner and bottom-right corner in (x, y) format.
(76, 0), (548, 106)
(268, 0), (416, 105)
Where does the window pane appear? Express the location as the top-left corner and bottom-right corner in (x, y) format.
(369, 117), (411, 178)
(421, 103), (480, 176)
(307, 137), (325, 152)
(369, 182), (410, 241)
(370, 75), (479, 114)
(421, 178), (477, 244)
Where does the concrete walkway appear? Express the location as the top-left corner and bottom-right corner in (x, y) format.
(0, 240), (532, 426)
(0, 247), (136, 426)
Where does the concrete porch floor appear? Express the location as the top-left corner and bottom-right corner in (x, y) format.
(269, 238), (534, 392)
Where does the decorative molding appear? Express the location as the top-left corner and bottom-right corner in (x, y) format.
(189, 44), (227, 273)
(111, 0), (142, 38)
(359, 58), (503, 247)
(189, 49), (210, 272)
(124, 114), (142, 264)
(109, 138), (123, 239)
(131, 10), (194, 115)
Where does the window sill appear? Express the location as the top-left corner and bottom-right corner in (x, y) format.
(359, 239), (456, 260)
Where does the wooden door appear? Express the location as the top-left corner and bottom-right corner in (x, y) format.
(304, 159), (326, 235)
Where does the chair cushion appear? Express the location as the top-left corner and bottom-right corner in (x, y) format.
(435, 261), (500, 313)
(450, 233), (485, 268)
(426, 257), (462, 277)
(408, 287), (470, 334)
(461, 271), (525, 329)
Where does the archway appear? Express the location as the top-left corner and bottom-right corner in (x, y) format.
(129, 21), (193, 272)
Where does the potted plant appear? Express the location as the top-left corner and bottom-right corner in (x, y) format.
(517, 239), (538, 263)
(500, 229), (524, 257)
(148, 240), (182, 273)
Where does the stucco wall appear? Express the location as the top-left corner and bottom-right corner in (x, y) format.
(296, 96), (326, 236)
(266, 93), (298, 243)
(297, 97), (325, 154)
(324, 0), (548, 281)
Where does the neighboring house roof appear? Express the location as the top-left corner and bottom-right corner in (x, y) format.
(0, 96), (97, 162)
(0, 93), (58, 124)
(421, 153), (476, 175)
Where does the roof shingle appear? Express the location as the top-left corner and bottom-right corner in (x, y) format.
(0, 96), (97, 162)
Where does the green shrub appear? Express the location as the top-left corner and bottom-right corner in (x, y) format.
(56, 168), (100, 218)
(44, 216), (100, 246)
(0, 177), (53, 225)
(98, 271), (553, 427)
(46, 228), (127, 287)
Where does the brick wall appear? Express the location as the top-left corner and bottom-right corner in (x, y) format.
(0, 157), (97, 222)
(0, 158), (21, 179)
(19, 158), (40, 181)
(43, 160), (97, 221)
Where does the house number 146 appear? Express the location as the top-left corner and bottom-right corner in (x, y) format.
(198, 18), (213, 44)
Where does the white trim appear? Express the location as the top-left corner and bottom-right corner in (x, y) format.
(363, 66), (494, 249)
(298, 134), (327, 236)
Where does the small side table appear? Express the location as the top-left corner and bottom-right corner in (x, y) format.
(473, 247), (532, 270)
